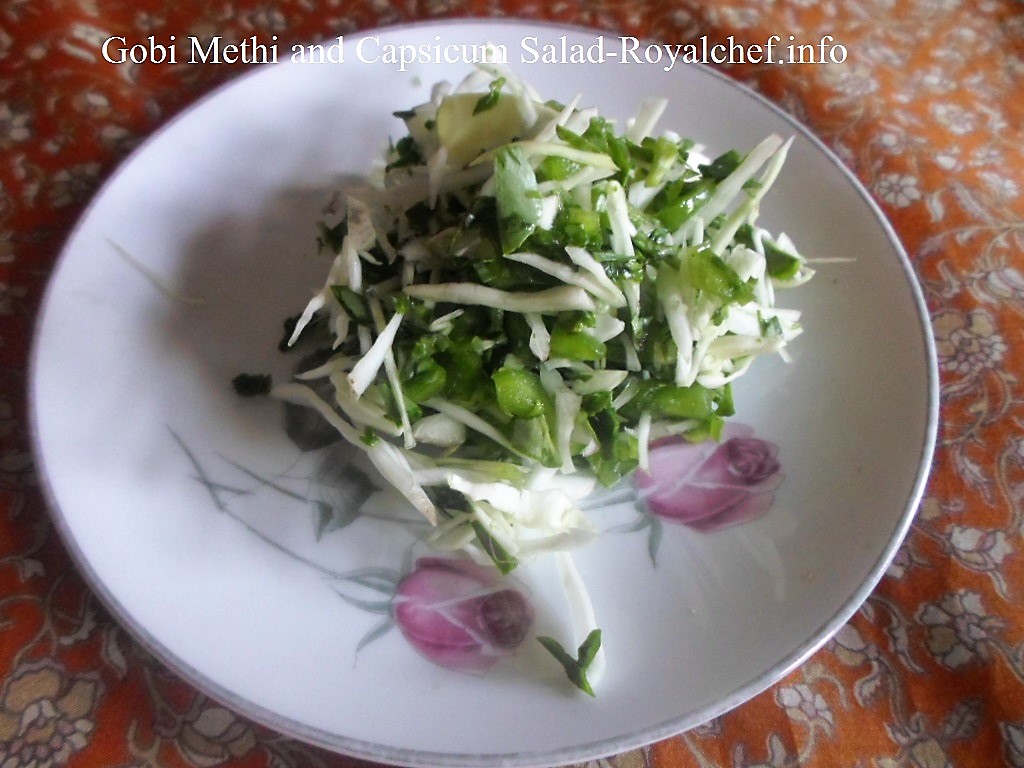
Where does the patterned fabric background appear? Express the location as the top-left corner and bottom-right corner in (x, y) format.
(2, 0), (1023, 766)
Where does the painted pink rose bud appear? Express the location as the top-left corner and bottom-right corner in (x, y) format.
(636, 424), (783, 532)
(394, 558), (533, 671)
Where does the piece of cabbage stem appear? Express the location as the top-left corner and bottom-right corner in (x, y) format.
(556, 551), (605, 688)
(346, 311), (403, 398)
(404, 283), (597, 314)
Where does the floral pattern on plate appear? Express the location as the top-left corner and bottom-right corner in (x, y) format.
(635, 424), (782, 533)
(174, 417), (781, 676)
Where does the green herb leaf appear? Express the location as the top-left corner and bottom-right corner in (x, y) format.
(537, 629), (602, 697)
(330, 285), (372, 325)
(386, 135), (423, 172)
(764, 240), (803, 280)
(700, 149), (743, 181)
(584, 404), (639, 486)
(473, 77), (507, 115)
(735, 224), (804, 280)
(439, 344), (490, 407)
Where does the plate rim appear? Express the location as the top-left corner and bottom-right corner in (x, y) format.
(27, 16), (940, 768)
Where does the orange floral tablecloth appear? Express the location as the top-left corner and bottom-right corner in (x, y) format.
(3, 1), (1024, 766)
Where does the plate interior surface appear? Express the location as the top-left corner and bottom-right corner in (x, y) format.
(30, 20), (937, 767)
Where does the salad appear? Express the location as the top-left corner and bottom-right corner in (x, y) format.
(236, 66), (812, 694)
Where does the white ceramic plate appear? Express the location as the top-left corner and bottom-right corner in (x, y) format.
(30, 19), (937, 768)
